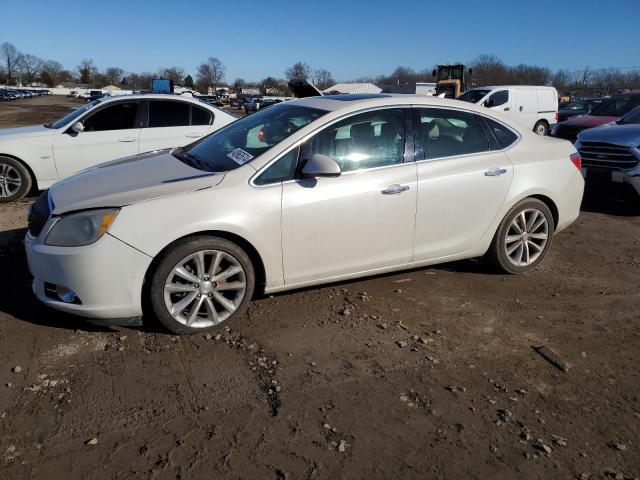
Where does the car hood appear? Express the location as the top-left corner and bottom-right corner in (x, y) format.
(578, 123), (640, 146)
(49, 149), (224, 214)
(0, 125), (56, 139)
(561, 115), (618, 127)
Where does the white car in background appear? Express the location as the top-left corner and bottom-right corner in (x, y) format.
(25, 94), (584, 334)
(458, 86), (559, 136)
(0, 94), (235, 202)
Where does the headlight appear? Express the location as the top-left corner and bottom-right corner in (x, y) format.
(45, 209), (119, 246)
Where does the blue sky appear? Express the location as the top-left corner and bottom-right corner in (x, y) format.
(2, 0), (639, 82)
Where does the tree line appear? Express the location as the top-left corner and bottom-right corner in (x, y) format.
(1, 42), (638, 97)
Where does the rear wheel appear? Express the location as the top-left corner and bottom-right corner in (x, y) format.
(0, 156), (31, 203)
(486, 198), (555, 274)
(149, 236), (255, 334)
(533, 121), (549, 136)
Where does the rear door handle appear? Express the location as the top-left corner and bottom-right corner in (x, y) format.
(484, 167), (508, 177)
(186, 133), (203, 138)
(382, 184), (410, 195)
(118, 137), (136, 142)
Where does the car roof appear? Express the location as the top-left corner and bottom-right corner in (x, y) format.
(99, 94), (209, 105)
(468, 85), (557, 90)
(292, 93), (494, 113)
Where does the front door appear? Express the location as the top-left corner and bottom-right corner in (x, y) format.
(412, 107), (513, 260)
(281, 108), (418, 285)
(52, 100), (140, 179)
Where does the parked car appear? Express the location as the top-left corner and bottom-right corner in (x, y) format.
(551, 92), (640, 142)
(575, 106), (640, 198)
(244, 97), (265, 113)
(0, 94), (236, 202)
(557, 98), (605, 122)
(458, 85), (558, 135)
(24, 95), (584, 333)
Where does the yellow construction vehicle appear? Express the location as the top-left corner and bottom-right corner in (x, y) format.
(432, 64), (472, 98)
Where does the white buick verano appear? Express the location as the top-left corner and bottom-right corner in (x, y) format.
(25, 94), (584, 334)
(0, 94), (235, 202)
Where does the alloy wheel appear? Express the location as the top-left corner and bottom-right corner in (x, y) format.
(504, 208), (549, 267)
(163, 249), (247, 328)
(0, 163), (22, 198)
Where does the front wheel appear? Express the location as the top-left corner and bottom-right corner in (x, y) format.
(0, 156), (32, 203)
(149, 236), (255, 334)
(485, 198), (555, 274)
(533, 121), (549, 136)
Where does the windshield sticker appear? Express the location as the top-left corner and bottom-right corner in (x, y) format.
(227, 148), (254, 165)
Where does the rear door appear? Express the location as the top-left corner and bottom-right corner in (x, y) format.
(139, 99), (214, 152)
(537, 88), (558, 124)
(52, 100), (141, 178)
(514, 88), (539, 130)
(412, 107), (514, 260)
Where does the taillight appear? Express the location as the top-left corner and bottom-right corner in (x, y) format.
(555, 112), (559, 122)
(570, 152), (582, 170)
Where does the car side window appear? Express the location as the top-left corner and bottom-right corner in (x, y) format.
(484, 117), (519, 149)
(83, 102), (138, 131)
(490, 90), (508, 107)
(414, 108), (490, 160)
(148, 101), (190, 128)
(192, 106), (213, 126)
(302, 109), (405, 173)
(254, 147), (299, 186)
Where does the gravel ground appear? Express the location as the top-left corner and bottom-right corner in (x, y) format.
(0, 97), (639, 480)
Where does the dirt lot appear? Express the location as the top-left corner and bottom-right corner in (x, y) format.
(0, 97), (639, 480)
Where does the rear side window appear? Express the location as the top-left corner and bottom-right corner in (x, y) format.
(148, 101), (190, 127)
(484, 118), (518, 149)
(414, 108), (490, 160)
(192, 106), (213, 126)
(84, 102), (138, 131)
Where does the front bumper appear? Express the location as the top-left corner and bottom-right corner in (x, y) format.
(582, 167), (640, 197)
(25, 231), (153, 319)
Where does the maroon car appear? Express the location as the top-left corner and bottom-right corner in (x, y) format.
(551, 92), (640, 142)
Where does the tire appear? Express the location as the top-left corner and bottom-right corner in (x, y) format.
(0, 156), (32, 203)
(485, 198), (555, 274)
(533, 121), (549, 136)
(149, 236), (255, 335)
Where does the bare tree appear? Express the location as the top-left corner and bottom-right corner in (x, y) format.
(1, 42), (22, 85)
(312, 68), (335, 90)
(40, 60), (65, 87)
(103, 67), (125, 85)
(196, 57), (226, 92)
(285, 62), (311, 80)
(77, 58), (97, 85)
(18, 54), (44, 86)
(157, 66), (185, 85)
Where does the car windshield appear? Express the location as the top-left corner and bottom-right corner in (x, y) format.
(618, 106), (640, 125)
(172, 103), (327, 172)
(47, 100), (101, 129)
(591, 96), (640, 117)
(458, 89), (491, 103)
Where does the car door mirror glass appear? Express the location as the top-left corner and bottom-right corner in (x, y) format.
(484, 98), (494, 108)
(301, 153), (342, 178)
(70, 121), (84, 133)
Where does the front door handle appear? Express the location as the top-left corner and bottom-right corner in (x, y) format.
(118, 137), (136, 142)
(186, 133), (203, 138)
(484, 167), (508, 177)
(382, 184), (410, 195)
(503, 107), (510, 111)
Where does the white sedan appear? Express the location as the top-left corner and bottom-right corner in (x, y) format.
(0, 94), (235, 202)
(25, 94), (584, 334)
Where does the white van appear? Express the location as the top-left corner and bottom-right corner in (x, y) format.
(458, 86), (558, 135)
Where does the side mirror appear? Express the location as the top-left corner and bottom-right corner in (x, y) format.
(300, 153), (341, 178)
(70, 121), (84, 133)
(484, 98), (494, 108)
